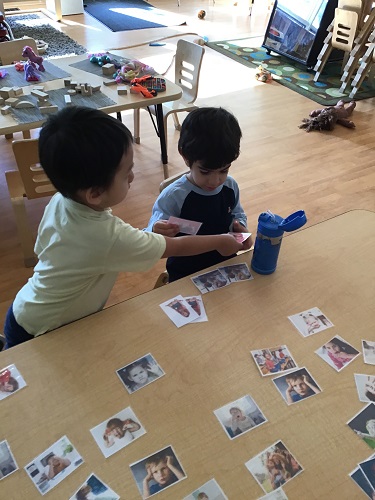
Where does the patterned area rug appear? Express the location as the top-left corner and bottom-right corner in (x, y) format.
(207, 38), (375, 105)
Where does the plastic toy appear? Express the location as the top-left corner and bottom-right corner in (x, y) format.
(299, 100), (356, 132)
(130, 82), (157, 98)
(22, 45), (45, 72)
(115, 60), (155, 84)
(198, 9), (206, 19)
(14, 61), (25, 71)
(255, 65), (272, 83)
(24, 60), (40, 82)
(89, 53), (111, 67)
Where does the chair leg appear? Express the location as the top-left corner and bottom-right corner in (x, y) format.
(133, 108), (141, 144)
(22, 130), (31, 139)
(12, 198), (37, 268)
(172, 113), (181, 131)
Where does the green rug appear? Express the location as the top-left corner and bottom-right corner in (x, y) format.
(207, 38), (375, 105)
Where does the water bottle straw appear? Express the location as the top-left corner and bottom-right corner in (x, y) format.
(266, 209), (276, 222)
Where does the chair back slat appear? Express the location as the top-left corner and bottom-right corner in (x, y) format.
(175, 39), (205, 104)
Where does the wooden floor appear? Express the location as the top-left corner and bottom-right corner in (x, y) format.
(1, 0), (374, 327)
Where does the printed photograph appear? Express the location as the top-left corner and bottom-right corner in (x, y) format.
(168, 216), (202, 235)
(117, 353), (165, 394)
(160, 295), (200, 327)
(359, 456), (375, 490)
(191, 269), (229, 294)
(363, 341), (375, 365)
(130, 445), (186, 499)
(0, 440), (18, 481)
(347, 403), (375, 449)
(0, 364), (27, 401)
(90, 406), (146, 458)
(245, 440), (303, 494)
(272, 368), (322, 405)
(350, 465), (375, 499)
(288, 307), (333, 337)
(24, 436), (83, 495)
(315, 335), (359, 372)
(69, 473), (120, 500)
(184, 296), (208, 322)
(251, 345), (297, 377)
(183, 478), (228, 500)
(218, 263), (254, 283)
(214, 394), (267, 440)
(355, 374), (375, 403)
(258, 488), (288, 499)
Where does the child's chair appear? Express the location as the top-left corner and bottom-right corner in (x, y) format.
(5, 138), (56, 267)
(153, 170), (188, 289)
(133, 39), (205, 179)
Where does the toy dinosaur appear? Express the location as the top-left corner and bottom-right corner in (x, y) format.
(255, 65), (272, 83)
(299, 100), (356, 132)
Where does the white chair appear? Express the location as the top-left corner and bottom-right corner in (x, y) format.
(133, 39), (205, 178)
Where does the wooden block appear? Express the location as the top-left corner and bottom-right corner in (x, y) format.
(40, 105), (58, 114)
(31, 89), (49, 99)
(102, 63), (115, 75)
(64, 94), (72, 106)
(67, 89), (76, 95)
(91, 84), (101, 92)
(1, 105), (11, 115)
(103, 80), (117, 86)
(0, 87), (13, 98)
(0, 97), (4, 105)
(5, 97), (19, 107)
(117, 86), (127, 95)
(15, 101), (35, 109)
(70, 81), (77, 88)
(32, 85), (45, 92)
(37, 100), (51, 107)
(12, 87), (23, 96)
(64, 78), (72, 87)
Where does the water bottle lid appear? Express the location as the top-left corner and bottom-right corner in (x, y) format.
(279, 210), (307, 232)
(257, 211), (284, 237)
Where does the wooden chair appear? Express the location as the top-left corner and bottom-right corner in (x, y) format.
(0, 36), (38, 65)
(153, 171), (187, 288)
(133, 39), (205, 178)
(5, 139), (56, 267)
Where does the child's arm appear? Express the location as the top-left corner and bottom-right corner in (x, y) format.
(162, 234), (244, 259)
(166, 455), (184, 479)
(302, 375), (320, 394)
(123, 419), (141, 433)
(285, 383), (295, 404)
(142, 467), (153, 498)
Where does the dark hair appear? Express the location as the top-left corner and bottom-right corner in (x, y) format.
(5, 377), (19, 392)
(38, 106), (133, 198)
(178, 107), (242, 169)
(326, 337), (358, 355)
(365, 390), (375, 402)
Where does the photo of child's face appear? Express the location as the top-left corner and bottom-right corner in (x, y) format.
(289, 377), (309, 396)
(150, 460), (172, 485)
(325, 342), (340, 353)
(128, 365), (149, 386)
(230, 408), (243, 419)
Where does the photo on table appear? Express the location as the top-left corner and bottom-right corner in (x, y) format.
(0, 440), (18, 481)
(218, 263), (254, 283)
(183, 478), (228, 500)
(24, 436), (83, 495)
(258, 488), (289, 499)
(350, 465), (375, 499)
(251, 345), (297, 377)
(214, 394), (267, 440)
(272, 367), (322, 405)
(347, 402), (375, 449)
(0, 364), (27, 401)
(90, 406), (146, 458)
(130, 445), (186, 499)
(355, 374), (375, 403)
(184, 296), (208, 322)
(69, 473), (120, 500)
(359, 455), (375, 490)
(245, 440), (303, 494)
(363, 340), (375, 365)
(315, 335), (360, 372)
(160, 294), (200, 327)
(116, 353), (165, 394)
(191, 269), (229, 294)
(287, 307), (334, 337)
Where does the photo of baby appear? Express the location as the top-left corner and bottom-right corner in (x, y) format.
(130, 445), (186, 499)
(363, 340), (375, 365)
(117, 353), (165, 394)
(355, 374), (375, 403)
(0, 440), (18, 481)
(69, 473), (120, 500)
(160, 294), (200, 327)
(0, 364), (26, 401)
(90, 407), (146, 458)
(251, 345), (297, 377)
(24, 436), (83, 495)
(347, 403), (375, 450)
(245, 440), (303, 494)
(191, 269), (229, 294)
(315, 335), (359, 372)
(183, 478), (228, 500)
(288, 307), (333, 337)
(273, 368), (321, 405)
(214, 394), (267, 440)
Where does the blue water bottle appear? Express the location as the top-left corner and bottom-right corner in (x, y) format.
(251, 210), (307, 275)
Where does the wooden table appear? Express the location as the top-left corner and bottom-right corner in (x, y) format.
(0, 53), (182, 164)
(1, 210), (374, 499)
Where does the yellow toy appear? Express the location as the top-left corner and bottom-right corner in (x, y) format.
(255, 65), (272, 83)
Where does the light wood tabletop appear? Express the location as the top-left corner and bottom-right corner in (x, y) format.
(1, 210), (374, 499)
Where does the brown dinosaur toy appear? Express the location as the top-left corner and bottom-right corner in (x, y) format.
(299, 100), (356, 132)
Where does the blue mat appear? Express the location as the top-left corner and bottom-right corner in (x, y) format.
(84, 0), (186, 32)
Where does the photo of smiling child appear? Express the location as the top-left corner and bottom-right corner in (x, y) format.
(251, 345), (297, 377)
(315, 335), (359, 372)
(130, 445), (186, 499)
(273, 368), (322, 405)
(90, 407), (146, 458)
(117, 353), (165, 394)
(288, 307), (333, 337)
(0, 364), (26, 401)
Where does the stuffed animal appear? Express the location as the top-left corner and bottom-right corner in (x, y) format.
(255, 65), (272, 83)
(299, 100), (356, 132)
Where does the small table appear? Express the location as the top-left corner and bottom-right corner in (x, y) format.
(1, 210), (374, 498)
(0, 53), (182, 165)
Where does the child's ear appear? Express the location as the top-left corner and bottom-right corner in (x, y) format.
(179, 152), (190, 168)
(81, 187), (105, 206)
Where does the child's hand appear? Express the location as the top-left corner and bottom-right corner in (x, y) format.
(145, 465), (153, 482)
(217, 234), (245, 256)
(147, 360), (163, 376)
(153, 220), (180, 237)
(232, 219), (248, 233)
(166, 455), (174, 468)
(286, 382), (293, 393)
